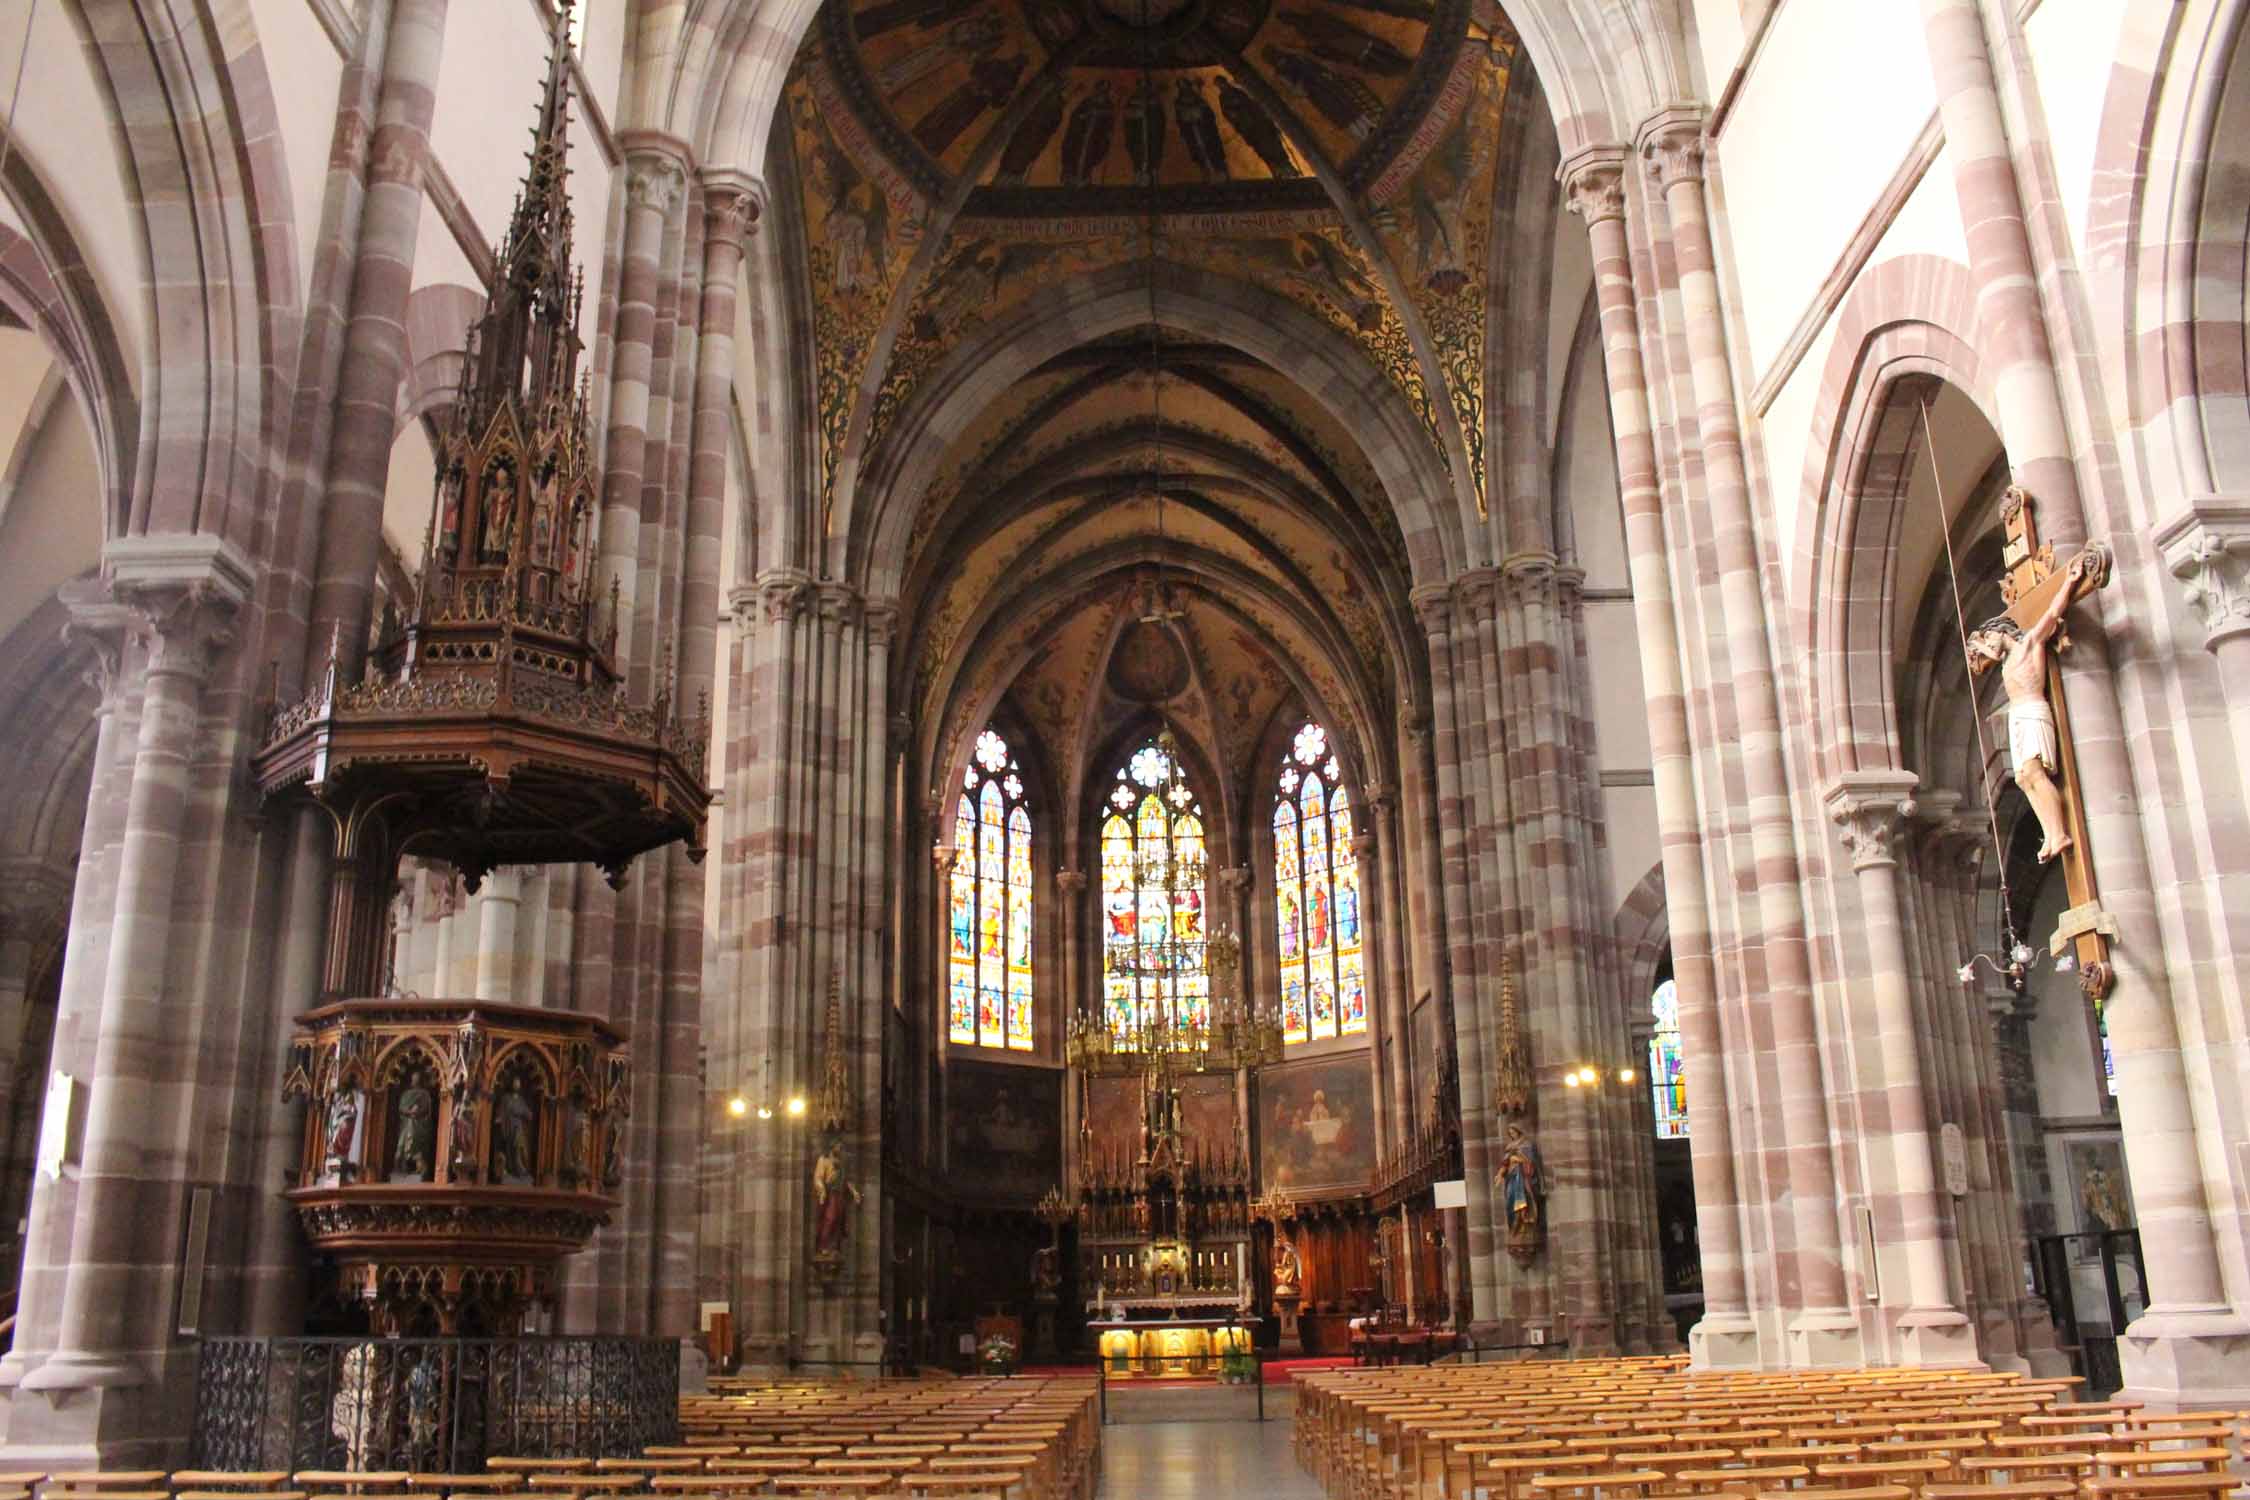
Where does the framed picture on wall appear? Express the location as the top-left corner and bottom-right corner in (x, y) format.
(2057, 1133), (2131, 1264)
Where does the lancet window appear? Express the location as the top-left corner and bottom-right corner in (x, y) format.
(948, 729), (1034, 1051)
(1099, 738), (1209, 1039)
(1273, 721), (1367, 1045)
(1650, 977), (1689, 1139)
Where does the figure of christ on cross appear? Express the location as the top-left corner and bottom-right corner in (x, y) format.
(1966, 546), (2103, 863)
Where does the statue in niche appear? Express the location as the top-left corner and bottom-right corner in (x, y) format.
(1032, 1244), (1062, 1301)
(494, 1083), (537, 1182)
(530, 470), (559, 567)
(391, 1080), (436, 1180)
(1497, 1121), (1546, 1265)
(812, 1135), (862, 1270)
(447, 1091), (479, 1181)
(480, 465), (517, 560)
(1967, 546), (2104, 863)
(2081, 1167), (2129, 1232)
(324, 1090), (361, 1180)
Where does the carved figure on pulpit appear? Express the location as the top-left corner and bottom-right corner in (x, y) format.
(1272, 1234), (1302, 1299)
(1497, 1121), (1545, 1264)
(1968, 547), (2104, 862)
(392, 1083), (435, 1179)
(325, 1091), (360, 1179)
(448, 1093), (478, 1180)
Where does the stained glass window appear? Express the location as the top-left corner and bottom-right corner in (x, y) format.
(1649, 977), (1688, 1139)
(948, 728), (1033, 1051)
(1100, 737), (1209, 1038)
(1274, 721), (1368, 1045)
(2094, 995), (2115, 1098)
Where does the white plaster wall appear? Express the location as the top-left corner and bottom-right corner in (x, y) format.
(0, 392), (101, 643)
(1749, 148), (1972, 598)
(1687, 0), (1748, 106)
(1713, 0), (1937, 378)
(9, 1), (150, 379)
(251, 0), (348, 306)
(1603, 788), (1660, 919)
(384, 420), (439, 569)
(427, 3), (616, 344)
(2021, 0), (2134, 265)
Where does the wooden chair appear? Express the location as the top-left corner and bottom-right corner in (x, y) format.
(291, 1475), (411, 1495)
(171, 1475), (294, 1493)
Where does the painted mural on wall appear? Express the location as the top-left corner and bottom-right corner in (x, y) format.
(947, 1059), (1064, 1199)
(1178, 1071), (1239, 1157)
(1258, 1052), (1374, 1194)
(1084, 1073), (1143, 1176)
(777, 0), (1516, 531)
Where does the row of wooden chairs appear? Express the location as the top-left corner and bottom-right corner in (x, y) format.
(1292, 1355), (2248, 1500)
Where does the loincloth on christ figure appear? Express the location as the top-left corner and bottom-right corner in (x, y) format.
(2008, 698), (2059, 777)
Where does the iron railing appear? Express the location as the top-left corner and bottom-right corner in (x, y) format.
(193, 1336), (679, 1472)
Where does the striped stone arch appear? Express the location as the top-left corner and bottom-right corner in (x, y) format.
(1793, 253), (2000, 784)
(400, 284), (489, 430)
(1612, 860), (1670, 1002)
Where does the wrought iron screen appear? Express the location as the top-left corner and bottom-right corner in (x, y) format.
(193, 1336), (680, 1471)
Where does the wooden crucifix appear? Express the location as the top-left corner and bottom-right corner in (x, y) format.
(1963, 488), (2116, 998)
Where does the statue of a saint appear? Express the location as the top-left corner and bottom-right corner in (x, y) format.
(447, 1091), (478, 1180)
(1497, 1121), (1545, 1263)
(812, 1136), (861, 1260)
(1032, 1244), (1062, 1300)
(1272, 1234), (1302, 1299)
(494, 1085), (536, 1181)
(391, 1083), (435, 1179)
(324, 1091), (360, 1176)
(1967, 548), (2101, 862)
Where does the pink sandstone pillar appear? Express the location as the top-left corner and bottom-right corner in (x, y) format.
(1919, 0), (2248, 1395)
(1825, 771), (1977, 1364)
(1562, 152), (1760, 1366)
(304, 0), (450, 678)
(27, 546), (249, 1397)
(1639, 123), (1857, 1361)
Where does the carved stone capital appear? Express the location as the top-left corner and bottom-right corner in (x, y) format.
(1824, 770), (1920, 872)
(623, 147), (689, 215)
(756, 568), (812, 624)
(1638, 113), (1708, 190)
(60, 576), (132, 709)
(1217, 865), (1252, 895)
(700, 169), (765, 248)
(1054, 869), (1087, 893)
(932, 844), (957, 876)
(2154, 495), (2250, 651)
(106, 533), (253, 685)
(1558, 150), (1628, 225)
(726, 584), (761, 634)
(1350, 832), (1378, 861)
(862, 597), (899, 646)
(1408, 583), (1453, 639)
(1499, 550), (1565, 613)
(815, 580), (862, 627)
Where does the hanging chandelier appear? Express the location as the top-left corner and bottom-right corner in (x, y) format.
(1066, 730), (1281, 1077)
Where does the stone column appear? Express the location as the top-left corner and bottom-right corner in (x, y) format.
(27, 542), (249, 1398)
(1561, 152), (1760, 1366)
(599, 140), (690, 666)
(474, 869), (526, 1002)
(1640, 122), (1854, 1362)
(1825, 771), (1976, 1365)
(1919, 0), (2247, 1394)
(1366, 788), (1416, 1130)
(306, 0), (450, 677)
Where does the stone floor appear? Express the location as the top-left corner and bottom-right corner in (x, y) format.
(1097, 1389), (1322, 1498)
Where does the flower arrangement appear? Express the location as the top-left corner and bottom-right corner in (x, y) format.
(978, 1332), (1018, 1374)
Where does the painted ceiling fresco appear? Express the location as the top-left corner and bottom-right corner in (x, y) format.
(778, 0), (1518, 523)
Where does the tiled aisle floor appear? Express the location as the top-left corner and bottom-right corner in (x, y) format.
(1097, 1393), (1323, 1499)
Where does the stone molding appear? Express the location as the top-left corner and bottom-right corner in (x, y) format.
(1558, 149), (1628, 225)
(624, 150), (689, 215)
(1408, 583), (1453, 637)
(0, 855), (73, 949)
(1824, 769), (1920, 872)
(2154, 494), (2250, 650)
(104, 533), (254, 686)
(756, 569), (813, 624)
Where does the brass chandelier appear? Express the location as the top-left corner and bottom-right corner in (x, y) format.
(1065, 730), (1282, 1077)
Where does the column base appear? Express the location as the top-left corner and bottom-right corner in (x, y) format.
(1894, 1307), (1981, 1368)
(0, 1361), (181, 1466)
(2117, 1306), (2250, 1408)
(18, 1352), (145, 1393)
(1688, 1312), (1761, 1369)
(1786, 1307), (1865, 1368)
